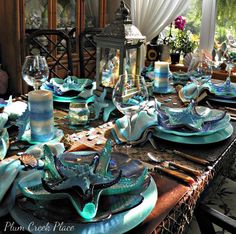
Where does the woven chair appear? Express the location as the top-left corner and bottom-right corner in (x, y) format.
(79, 28), (101, 78)
(193, 177), (236, 234)
(25, 29), (73, 79)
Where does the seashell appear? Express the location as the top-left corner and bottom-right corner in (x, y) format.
(183, 52), (194, 67)
(20, 154), (38, 168)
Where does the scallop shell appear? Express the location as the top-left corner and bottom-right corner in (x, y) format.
(20, 154), (38, 168)
(183, 52), (194, 67)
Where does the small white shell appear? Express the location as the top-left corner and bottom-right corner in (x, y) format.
(183, 52), (194, 67)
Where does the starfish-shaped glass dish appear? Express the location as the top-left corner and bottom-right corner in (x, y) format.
(157, 101), (226, 132)
(207, 77), (236, 99)
(17, 140), (148, 221)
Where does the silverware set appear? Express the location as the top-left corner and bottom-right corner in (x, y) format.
(146, 137), (209, 185)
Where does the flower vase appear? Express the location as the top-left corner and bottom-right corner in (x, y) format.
(170, 53), (180, 64)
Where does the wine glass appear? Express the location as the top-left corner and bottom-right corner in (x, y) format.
(22, 55), (49, 90)
(225, 46), (236, 81)
(112, 74), (149, 145)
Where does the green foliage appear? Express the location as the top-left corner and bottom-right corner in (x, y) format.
(185, 0), (236, 44)
(169, 29), (198, 54)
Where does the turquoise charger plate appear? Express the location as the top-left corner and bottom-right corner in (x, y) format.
(11, 177), (157, 234)
(21, 128), (64, 145)
(12, 152), (157, 233)
(53, 94), (94, 103)
(154, 124), (233, 144)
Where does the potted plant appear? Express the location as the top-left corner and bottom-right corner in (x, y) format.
(169, 16), (198, 64)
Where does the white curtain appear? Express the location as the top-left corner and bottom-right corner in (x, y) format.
(126, 0), (189, 67)
(129, 0), (189, 43)
(199, 0), (217, 53)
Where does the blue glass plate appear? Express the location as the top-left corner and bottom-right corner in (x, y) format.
(157, 114), (230, 137)
(153, 85), (175, 94)
(154, 124), (233, 144)
(11, 177), (156, 234)
(21, 128), (64, 145)
(14, 152), (157, 233)
(53, 94), (94, 103)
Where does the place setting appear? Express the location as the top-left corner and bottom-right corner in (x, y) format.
(41, 76), (95, 103)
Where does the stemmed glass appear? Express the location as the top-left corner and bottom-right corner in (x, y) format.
(112, 74), (149, 146)
(224, 46), (236, 81)
(22, 55), (49, 90)
(188, 55), (213, 86)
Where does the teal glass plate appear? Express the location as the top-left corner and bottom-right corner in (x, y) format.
(157, 114), (230, 137)
(14, 151), (157, 233)
(21, 128), (64, 145)
(53, 94), (94, 103)
(11, 177), (156, 234)
(153, 124), (233, 144)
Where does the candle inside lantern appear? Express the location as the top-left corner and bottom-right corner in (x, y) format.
(28, 90), (54, 142)
(154, 61), (170, 93)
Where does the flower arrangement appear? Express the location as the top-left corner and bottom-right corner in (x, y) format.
(174, 16), (186, 31)
(169, 16), (198, 55)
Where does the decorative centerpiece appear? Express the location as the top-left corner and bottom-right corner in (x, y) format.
(21, 55), (60, 143)
(153, 61), (173, 93)
(94, 1), (146, 98)
(14, 140), (157, 233)
(28, 90), (54, 142)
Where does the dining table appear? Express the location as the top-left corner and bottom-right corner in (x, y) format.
(0, 78), (236, 234)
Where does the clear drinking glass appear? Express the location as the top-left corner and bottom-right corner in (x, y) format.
(112, 74), (149, 145)
(69, 102), (90, 125)
(22, 55), (49, 90)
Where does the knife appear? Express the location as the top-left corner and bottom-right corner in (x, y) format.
(164, 160), (201, 177)
(143, 161), (195, 185)
(147, 152), (201, 177)
(167, 149), (210, 166)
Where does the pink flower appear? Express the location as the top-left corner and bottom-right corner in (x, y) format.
(174, 16), (186, 31)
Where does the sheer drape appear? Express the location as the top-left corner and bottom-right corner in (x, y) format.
(129, 0), (189, 43)
(127, 0), (189, 66)
(199, 0), (217, 53)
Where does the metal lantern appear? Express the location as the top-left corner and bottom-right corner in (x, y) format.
(94, 1), (146, 98)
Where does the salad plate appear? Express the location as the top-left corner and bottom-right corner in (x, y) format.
(153, 123), (233, 145)
(157, 114), (230, 137)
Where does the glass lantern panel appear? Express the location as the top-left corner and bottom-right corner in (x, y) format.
(57, 0), (76, 30)
(85, 0), (100, 28)
(25, 0), (48, 30)
(100, 48), (120, 88)
(126, 48), (137, 76)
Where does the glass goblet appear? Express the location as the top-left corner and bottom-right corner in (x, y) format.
(22, 55), (49, 90)
(188, 58), (213, 86)
(112, 74), (149, 146)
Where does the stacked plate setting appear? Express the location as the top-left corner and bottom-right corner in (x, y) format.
(42, 76), (95, 103)
(154, 103), (233, 144)
(207, 78), (236, 104)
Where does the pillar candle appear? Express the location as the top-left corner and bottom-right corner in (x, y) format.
(28, 90), (54, 142)
(154, 61), (170, 92)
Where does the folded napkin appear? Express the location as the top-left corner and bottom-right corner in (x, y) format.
(0, 142), (65, 217)
(0, 99), (27, 160)
(112, 106), (158, 144)
(177, 82), (209, 104)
